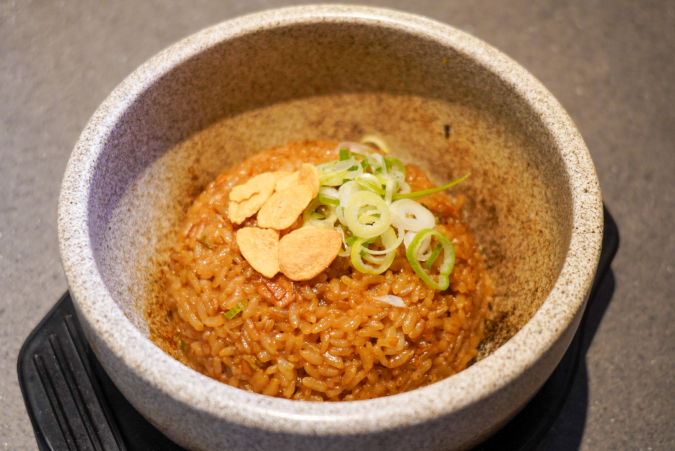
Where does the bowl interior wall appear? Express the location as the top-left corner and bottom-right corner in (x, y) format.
(89, 22), (572, 354)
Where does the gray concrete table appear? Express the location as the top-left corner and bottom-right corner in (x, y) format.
(1, 1), (673, 450)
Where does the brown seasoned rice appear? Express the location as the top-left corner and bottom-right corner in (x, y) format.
(149, 140), (493, 401)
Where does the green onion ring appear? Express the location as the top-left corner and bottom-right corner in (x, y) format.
(351, 227), (397, 274)
(345, 191), (391, 239)
(318, 194), (340, 205)
(360, 134), (392, 154)
(339, 148), (350, 160)
(385, 156), (405, 175)
(302, 198), (337, 228)
(425, 243), (443, 269)
(356, 173), (386, 195)
(406, 229), (455, 290)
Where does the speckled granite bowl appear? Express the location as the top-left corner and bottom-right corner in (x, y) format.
(58, 5), (603, 451)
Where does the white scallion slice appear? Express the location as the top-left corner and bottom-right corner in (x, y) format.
(350, 227), (397, 274)
(360, 220), (404, 256)
(303, 198), (338, 228)
(390, 199), (435, 232)
(373, 295), (407, 308)
(317, 186), (340, 205)
(316, 157), (364, 186)
(336, 225), (352, 257)
(338, 181), (362, 206)
(384, 156), (406, 181)
(337, 181), (362, 224)
(360, 135), (392, 154)
(384, 178), (395, 205)
(403, 231), (417, 249)
(404, 230), (433, 261)
(363, 252), (389, 264)
(335, 142), (371, 156)
(356, 173), (386, 195)
(345, 191), (391, 239)
(415, 234), (434, 261)
(368, 152), (386, 176)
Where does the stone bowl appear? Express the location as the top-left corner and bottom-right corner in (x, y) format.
(58, 5), (603, 451)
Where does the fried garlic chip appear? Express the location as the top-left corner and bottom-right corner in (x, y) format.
(275, 172), (299, 192)
(257, 184), (313, 230)
(274, 164), (319, 197)
(228, 173), (277, 224)
(278, 227), (342, 281)
(229, 172), (277, 202)
(236, 227), (280, 278)
(298, 163), (320, 197)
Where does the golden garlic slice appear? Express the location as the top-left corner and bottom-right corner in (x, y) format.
(235, 227), (280, 278)
(228, 194), (266, 225)
(274, 164), (320, 197)
(257, 185), (313, 230)
(298, 163), (320, 197)
(229, 172), (277, 202)
(275, 172), (299, 192)
(278, 227), (342, 281)
(228, 172), (278, 224)
(271, 170), (293, 184)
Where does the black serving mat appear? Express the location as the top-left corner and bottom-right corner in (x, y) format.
(18, 207), (619, 451)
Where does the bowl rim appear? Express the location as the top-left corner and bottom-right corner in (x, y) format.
(58, 4), (603, 435)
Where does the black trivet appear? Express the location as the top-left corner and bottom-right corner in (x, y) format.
(18, 207), (619, 451)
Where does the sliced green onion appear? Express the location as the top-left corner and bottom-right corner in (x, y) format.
(316, 158), (364, 186)
(393, 174), (470, 200)
(224, 300), (247, 320)
(305, 140), (464, 285)
(390, 199), (436, 232)
(317, 186), (340, 206)
(319, 171), (347, 186)
(199, 235), (215, 249)
(368, 152), (386, 175)
(359, 221), (404, 256)
(425, 243), (443, 269)
(351, 227), (397, 274)
(398, 181), (411, 194)
(338, 181), (361, 205)
(336, 226), (352, 257)
(172, 335), (186, 352)
(360, 134), (392, 153)
(339, 148), (350, 160)
(335, 141), (371, 155)
(384, 156), (406, 179)
(364, 253), (392, 265)
(406, 229), (455, 290)
(356, 173), (386, 195)
(318, 194), (340, 206)
(374, 295), (407, 308)
(384, 179), (395, 205)
(303, 198), (338, 228)
(318, 194), (340, 205)
(345, 191), (391, 239)
(245, 356), (260, 371)
(363, 236), (379, 245)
